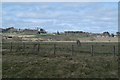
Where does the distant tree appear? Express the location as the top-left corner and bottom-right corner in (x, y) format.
(40, 28), (44, 32)
(19, 28), (21, 31)
(57, 31), (60, 35)
(111, 33), (114, 37)
(103, 32), (110, 37)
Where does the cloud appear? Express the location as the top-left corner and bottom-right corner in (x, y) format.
(2, 2), (118, 33)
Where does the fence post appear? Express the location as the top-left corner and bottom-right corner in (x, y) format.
(54, 44), (56, 55)
(91, 45), (94, 56)
(38, 43), (40, 52)
(72, 45), (74, 55)
(113, 45), (116, 56)
(10, 42), (12, 52)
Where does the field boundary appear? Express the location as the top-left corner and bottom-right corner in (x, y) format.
(2, 42), (118, 56)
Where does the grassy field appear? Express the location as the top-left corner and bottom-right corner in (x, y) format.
(2, 33), (118, 42)
(2, 41), (119, 78)
(2, 53), (118, 78)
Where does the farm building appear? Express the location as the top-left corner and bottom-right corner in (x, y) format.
(37, 28), (47, 34)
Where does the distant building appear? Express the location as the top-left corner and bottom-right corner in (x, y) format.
(37, 28), (47, 34)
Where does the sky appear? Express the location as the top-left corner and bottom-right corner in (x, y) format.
(2, 0), (119, 2)
(2, 2), (118, 33)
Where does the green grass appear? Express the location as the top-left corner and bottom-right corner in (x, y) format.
(2, 41), (119, 78)
(2, 54), (118, 78)
(33, 34), (90, 41)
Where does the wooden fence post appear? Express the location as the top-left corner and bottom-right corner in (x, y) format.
(38, 43), (40, 52)
(54, 44), (56, 55)
(72, 45), (74, 55)
(10, 42), (12, 52)
(91, 45), (94, 56)
(113, 45), (116, 56)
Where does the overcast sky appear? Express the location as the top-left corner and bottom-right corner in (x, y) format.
(2, 2), (118, 33)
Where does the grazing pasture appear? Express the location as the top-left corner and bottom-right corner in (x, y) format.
(2, 41), (119, 78)
(2, 53), (118, 78)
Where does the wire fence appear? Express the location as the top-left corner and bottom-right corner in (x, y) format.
(2, 42), (119, 56)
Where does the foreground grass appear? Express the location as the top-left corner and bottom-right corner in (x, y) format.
(2, 53), (118, 78)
